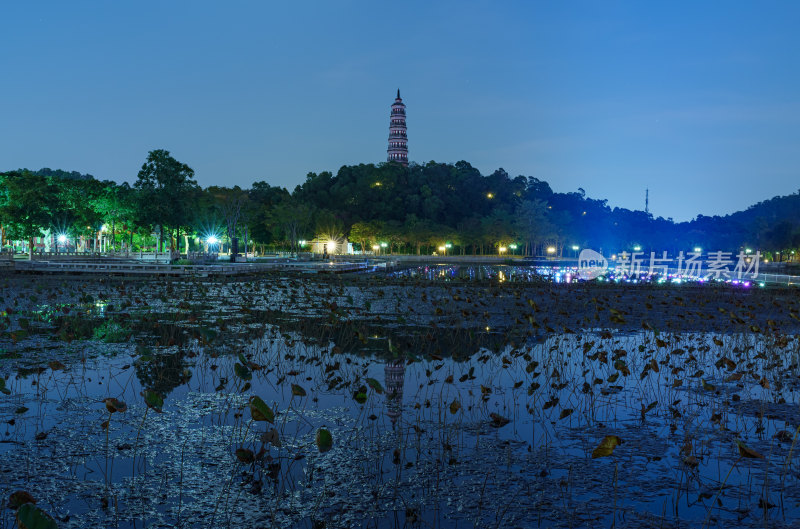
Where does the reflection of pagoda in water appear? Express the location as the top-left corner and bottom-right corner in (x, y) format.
(384, 358), (406, 429)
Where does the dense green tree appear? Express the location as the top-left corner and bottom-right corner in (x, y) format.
(134, 149), (199, 252)
(0, 171), (60, 258)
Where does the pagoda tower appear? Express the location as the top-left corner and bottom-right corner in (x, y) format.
(387, 89), (408, 166)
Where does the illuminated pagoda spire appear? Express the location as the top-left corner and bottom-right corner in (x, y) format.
(387, 89), (408, 166)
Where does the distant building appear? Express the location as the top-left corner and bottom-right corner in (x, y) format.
(387, 89), (408, 166)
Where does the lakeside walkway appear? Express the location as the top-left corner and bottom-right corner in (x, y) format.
(3, 258), (381, 277)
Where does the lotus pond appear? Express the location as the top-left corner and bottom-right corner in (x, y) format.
(1, 266), (800, 528)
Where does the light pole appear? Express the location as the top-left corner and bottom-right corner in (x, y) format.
(380, 242), (388, 255)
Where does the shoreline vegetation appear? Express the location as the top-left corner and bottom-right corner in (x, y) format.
(3, 155), (800, 263)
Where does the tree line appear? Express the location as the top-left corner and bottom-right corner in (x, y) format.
(2, 149), (800, 260)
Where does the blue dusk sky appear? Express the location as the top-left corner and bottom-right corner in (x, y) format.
(2, 1), (800, 221)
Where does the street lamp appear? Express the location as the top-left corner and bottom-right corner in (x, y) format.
(546, 246), (556, 255)
(380, 242), (388, 255)
(57, 234), (67, 254)
(509, 243), (517, 255)
(633, 245), (642, 252)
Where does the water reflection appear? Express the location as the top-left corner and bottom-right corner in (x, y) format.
(388, 264), (574, 282)
(134, 349), (192, 397)
(384, 357), (406, 429)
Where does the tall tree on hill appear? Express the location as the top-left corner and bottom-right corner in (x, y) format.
(134, 150), (199, 252)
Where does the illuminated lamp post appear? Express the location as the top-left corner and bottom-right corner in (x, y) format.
(380, 242), (388, 255)
(57, 234), (67, 254)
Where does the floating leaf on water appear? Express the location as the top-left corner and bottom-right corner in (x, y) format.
(249, 396), (274, 423)
(366, 378), (384, 394)
(726, 373), (743, 382)
(701, 379), (716, 392)
(736, 439), (764, 459)
(353, 386), (368, 404)
(8, 490), (36, 510)
(16, 503), (57, 529)
(291, 384), (307, 397)
(235, 448), (255, 464)
(559, 408), (574, 419)
(489, 413), (510, 427)
(104, 398), (127, 414)
(143, 389), (164, 413)
(0, 378), (10, 395)
(449, 399), (461, 414)
(316, 428), (333, 453)
(543, 397), (559, 410)
(592, 435), (623, 459)
(15, 406), (29, 414)
(234, 362), (252, 381)
(774, 430), (794, 443)
(47, 360), (66, 371)
(261, 428), (281, 447)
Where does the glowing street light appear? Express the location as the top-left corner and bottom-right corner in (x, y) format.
(486, 192), (494, 199)
(693, 247), (702, 253)
(571, 245), (579, 251)
(633, 245), (642, 251)
(546, 246), (556, 254)
(57, 234), (68, 244)
(372, 244), (380, 252)
(207, 236), (219, 245)
(499, 246), (507, 253)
